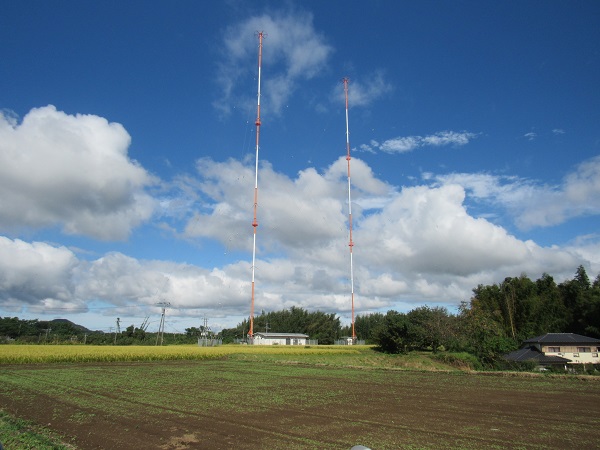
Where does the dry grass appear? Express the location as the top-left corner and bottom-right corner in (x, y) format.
(0, 343), (374, 365)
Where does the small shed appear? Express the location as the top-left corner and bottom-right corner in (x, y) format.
(252, 332), (309, 346)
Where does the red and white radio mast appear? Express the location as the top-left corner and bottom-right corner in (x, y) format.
(249, 32), (264, 340)
(343, 77), (356, 342)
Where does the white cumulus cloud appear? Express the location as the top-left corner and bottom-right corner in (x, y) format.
(216, 8), (333, 116)
(0, 237), (79, 310)
(436, 155), (600, 230)
(366, 131), (478, 154)
(333, 72), (394, 108)
(0, 106), (157, 240)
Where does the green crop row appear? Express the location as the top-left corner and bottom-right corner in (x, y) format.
(0, 410), (75, 449)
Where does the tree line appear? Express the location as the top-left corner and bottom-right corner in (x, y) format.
(354, 265), (600, 365)
(0, 317), (203, 345)
(3, 266), (599, 366)
(223, 266), (600, 365)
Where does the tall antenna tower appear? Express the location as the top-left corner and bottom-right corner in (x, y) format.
(343, 77), (356, 343)
(249, 31), (265, 340)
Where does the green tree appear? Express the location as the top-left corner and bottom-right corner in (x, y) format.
(233, 307), (342, 344)
(0, 317), (23, 338)
(407, 306), (454, 352)
(458, 301), (517, 366)
(500, 275), (539, 341)
(582, 288), (600, 338)
(373, 310), (411, 354)
(575, 265), (591, 289)
(185, 327), (203, 338)
(473, 274), (541, 342)
(0, 317), (44, 339)
(353, 312), (385, 343)
(533, 273), (568, 334)
(306, 311), (340, 344)
(559, 266), (592, 334)
(576, 266), (600, 336)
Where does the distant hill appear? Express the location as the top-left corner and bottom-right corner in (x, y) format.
(48, 318), (94, 333)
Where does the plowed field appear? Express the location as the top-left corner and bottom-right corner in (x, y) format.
(1, 360), (599, 449)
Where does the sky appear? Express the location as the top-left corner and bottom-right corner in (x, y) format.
(1, 0), (600, 335)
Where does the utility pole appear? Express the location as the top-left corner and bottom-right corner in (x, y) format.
(114, 317), (121, 344)
(199, 316), (212, 346)
(155, 302), (170, 346)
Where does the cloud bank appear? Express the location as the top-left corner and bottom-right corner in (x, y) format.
(1, 107), (598, 330)
(2, 107), (598, 330)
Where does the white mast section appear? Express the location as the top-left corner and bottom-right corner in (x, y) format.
(249, 32), (264, 339)
(343, 78), (356, 341)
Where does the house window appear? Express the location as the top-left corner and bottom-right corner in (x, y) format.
(577, 347), (591, 353)
(547, 347), (560, 353)
(593, 353), (598, 358)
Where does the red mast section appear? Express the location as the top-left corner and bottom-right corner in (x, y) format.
(249, 32), (264, 339)
(343, 78), (356, 342)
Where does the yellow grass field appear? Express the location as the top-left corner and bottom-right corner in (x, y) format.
(0, 343), (370, 365)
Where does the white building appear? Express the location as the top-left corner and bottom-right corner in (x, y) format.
(252, 332), (309, 346)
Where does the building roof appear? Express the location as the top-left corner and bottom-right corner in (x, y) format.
(253, 332), (309, 339)
(523, 333), (600, 345)
(504, 346), (571, 364)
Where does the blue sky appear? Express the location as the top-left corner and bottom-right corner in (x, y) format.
(1, 1), (599, 334)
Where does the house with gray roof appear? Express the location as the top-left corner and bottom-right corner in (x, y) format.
(505, 333), (600, 368)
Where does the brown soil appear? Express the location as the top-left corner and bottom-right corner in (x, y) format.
(1, 362), (599, 449)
